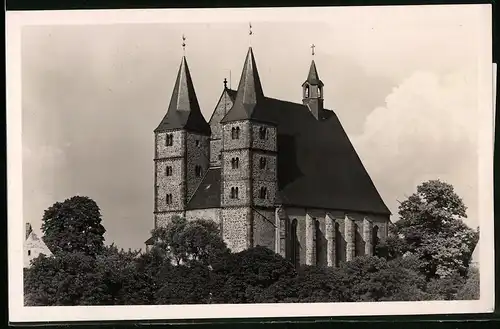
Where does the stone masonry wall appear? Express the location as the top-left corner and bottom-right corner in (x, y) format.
(209, 89), (235, 167)
(251, 152), (277, 181)
(155, 211), (185, 228)
(156, 130), (185, 159)
(186, 208), (221, 226)
(251, 123), (277, 151)
(155, 158), (185, 212)
(186, 132), (210, 200)
(253, 209), (275, 250)
(222, 149), (250, 180)
(222, 121), (251, 150)
(252, 181), (277, 208)
(222, 207), (251, 252)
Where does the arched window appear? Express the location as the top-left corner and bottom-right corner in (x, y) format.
(195, 165), (202, 177)
(318, 87), (322, 98)
(259, 126), (267, 140)
(195, 139), (200, 147)
(166, 194), (173, 204)
(231, 126), (240, 139)
(166, 166), (173, 176)
(165, 134), (173, 146)
(28, 250), (31, 256)
(259, 186), (267, 199)
(290, 219), (299, 267)
(231, 157), (239, 169)
(305, 86), (309, 98)
(230, 187), (239, 199)
(259, 157), (267, 169)
(372, 225), (379, 249)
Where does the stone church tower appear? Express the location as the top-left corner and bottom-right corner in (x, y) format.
(153, 56), (211, 227)
(219, 48), (278, 251)
(148, 44), (391, 267)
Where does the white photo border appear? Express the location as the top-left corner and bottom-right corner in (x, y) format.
(6, 5), (495, 323)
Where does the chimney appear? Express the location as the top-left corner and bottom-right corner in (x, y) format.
(25, 223), (32, 240)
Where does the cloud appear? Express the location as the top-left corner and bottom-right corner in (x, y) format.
(351, 68), (479, 227)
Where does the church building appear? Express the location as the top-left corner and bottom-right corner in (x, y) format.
(147, 44), (391, 267)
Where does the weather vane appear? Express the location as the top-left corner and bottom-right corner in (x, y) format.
(311, 44), (316, 56)
(182, 34), (186, 54)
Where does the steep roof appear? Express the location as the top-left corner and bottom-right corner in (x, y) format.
(188, 96), (391, 216)
(302, 60), (324, 87)
(155, 56), (211, 135)
(187, 167), (222, 210)
(221, 47), (277, 124)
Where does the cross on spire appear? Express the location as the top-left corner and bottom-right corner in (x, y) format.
(182, 34), (186, 54)
(249, 22), (253, 36)
(223, 78), (228, 89)
(311, 44), (316, 56)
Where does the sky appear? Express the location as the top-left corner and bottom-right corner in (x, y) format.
(21, 6), (490, 251)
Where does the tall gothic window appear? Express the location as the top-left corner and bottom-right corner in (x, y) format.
(195, 165), (202, 177)
(166, 193), (173, 204)
(166, 166), (173, 176)
(290, 219), (299, 267)
(259, 157), (267, 169)
(318, 87), (322, 98)
(230, 187), (239, 199)
(259, 126), (267, 140)
(372, 225), (380, 249)
(165, 134), (173, 146)
(259, 186), (267, 199)
(305, 86), (309, 98)
(231, 157), (239, 169)
(231, 126), (240, 139)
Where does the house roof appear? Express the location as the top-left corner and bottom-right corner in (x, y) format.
(187, 167), (222, 210)
(187, 96), (391, 216)
(155, 56), (211, 135)
(220, 47), (278, 124)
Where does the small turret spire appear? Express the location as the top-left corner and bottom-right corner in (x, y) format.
(302, 55), (325, 120)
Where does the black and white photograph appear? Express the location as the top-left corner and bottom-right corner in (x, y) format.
(7, 5), (494, 322)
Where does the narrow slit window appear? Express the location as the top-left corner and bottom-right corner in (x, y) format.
(166, 166), (173, 176)
(231, 157), (239, 169)
(259, 157), (267, 169)
(259, 186), (267, 199)
(166, 194), (173, 204)
(195, 165), (202, 177)
(165, 134), (173, 147)
(259, 127), (267, 140)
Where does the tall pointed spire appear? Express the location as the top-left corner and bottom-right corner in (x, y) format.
(221, 47), (274, 123)
(155, 55), (211, 135)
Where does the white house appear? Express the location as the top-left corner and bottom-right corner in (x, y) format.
(24, 223), (52, 268)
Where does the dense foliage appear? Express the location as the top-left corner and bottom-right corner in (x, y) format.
(25, 181), (480, 305)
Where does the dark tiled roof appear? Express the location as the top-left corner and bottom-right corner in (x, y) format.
(189, 96), (390, 216)
(302, 60), (324, 87)
(186, 167), (222, 210)
(144, 236), (155, 245)
(221, 47), (278, 124)
(265, 97), (390, 215)
(155, 56), (211, 135)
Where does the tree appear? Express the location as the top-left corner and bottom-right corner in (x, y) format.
(212, 246), (297, 303)
(151, 216), (229, 267)
(41, 196), (106, 257)
(456, 267), (480, 300)
(392, 180), (478, 279)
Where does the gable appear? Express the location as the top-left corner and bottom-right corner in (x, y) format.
(209, 89), (237, 140)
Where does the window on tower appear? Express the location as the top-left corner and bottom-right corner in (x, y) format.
(195, 165), (202, 177)
(231, 126), (240, 139)
(165, 134), (173, 146)
(231, 157), (239, 169)
(259, 157), (267, 169)
(259, 126), (267, 140)
(195, 139), (200, 147)
(28, 250), (31, 256)
(230, 187), (239, 199)
(259, 186), (267, 199)
(318, 87), (322, 98)
(166, 166), (173, 176)
(166, 194), (173, 204)
(305, 86), (309, 98)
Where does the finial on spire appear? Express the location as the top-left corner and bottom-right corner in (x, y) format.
(182, 34), (186, 54)
(311, 44), (316, 56)
(223, 78), (228, 89)
(249, 22), (253, 36)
